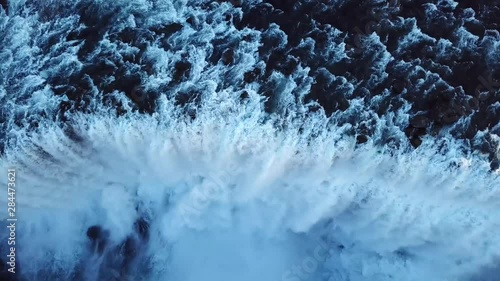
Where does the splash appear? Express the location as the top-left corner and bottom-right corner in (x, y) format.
(0, 93), (499, 281)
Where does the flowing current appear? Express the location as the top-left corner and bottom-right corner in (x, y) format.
(0, 1), (499, 281)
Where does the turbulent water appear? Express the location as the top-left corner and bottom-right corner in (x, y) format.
(0, 0), (499, 281)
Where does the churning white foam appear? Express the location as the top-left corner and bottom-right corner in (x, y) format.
(0, 93), (499, 281)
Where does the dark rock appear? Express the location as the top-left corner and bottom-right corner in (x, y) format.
(394, 248), (414, 260)
(356, 134), (368, 144)
(404, 126), (427, 139)
(263, 49), (286, 76)
(244, 68), (261, 83)
(57, 101), (73, 122)
(410, 136), (423, 148)
(186, 16), (197, 26)
(392, 79), (407, 94)
(87, 225), (108, 254)
(121, 236), (137, 265)
(410, 114), (430, 128)
(267, 0), (295, 12)
(281, 56), (299, 76)
(0, 0), (7, 13)
(221, 49), (234, 65)
(87, 225), (103, 240)
(440, 111), (461, 125)
(173, 61), (191, 82)
(239, 90), (249, 100)
(63, 125), (85, 144)
(238, 3), (274, 30)
(150, 23), (183, 37)
(464, 21), (485, 38)
(134, 218), (149, 241)
(456, 0), (481, 13)
(113, 27), (154, 48)
(491, 160), (499, 171)
(175, 90), (201, 107)
(467, 96), (479, 110)
(306, 69), (351, 116)
(110, 218), (150, 279)
(229, 0), (242, 7)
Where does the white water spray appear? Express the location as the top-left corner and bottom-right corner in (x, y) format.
(0, 93), (499, 281)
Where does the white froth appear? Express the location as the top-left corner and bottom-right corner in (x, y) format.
(0, 93), (498, 281)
